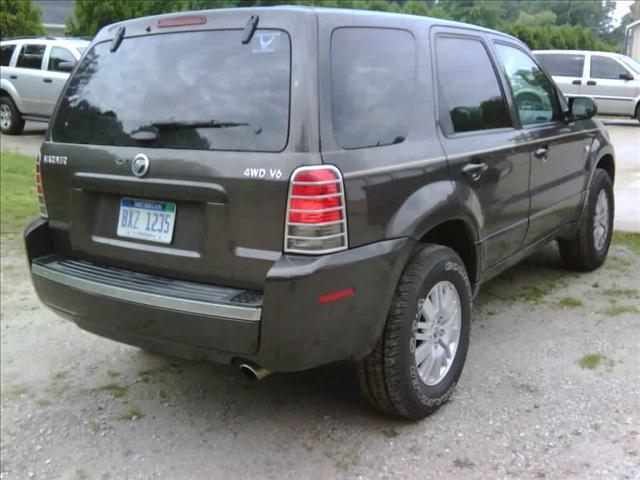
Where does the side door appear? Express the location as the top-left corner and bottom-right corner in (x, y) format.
(13, 43), (49, 115)
(534, 52), (585, 98)
(583, 54), (638, 116)
(494, 42), (595, 245)
(432, 29), (531, 268)
(42, 46), (76, 116)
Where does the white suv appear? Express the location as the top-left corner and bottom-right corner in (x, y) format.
(1, 37), (90, 134)
(533, 50), (640, 121)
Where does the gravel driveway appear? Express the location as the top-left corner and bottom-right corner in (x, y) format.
(1, 121), (639, 479)
(1, 234), (638, 480)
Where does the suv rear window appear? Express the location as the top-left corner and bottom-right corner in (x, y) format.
(535, 53), (584, 77)
(331, 28), (415, 149)
(52, 30), (291, 152)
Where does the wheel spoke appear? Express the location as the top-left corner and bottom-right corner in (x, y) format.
(438, 338), (451, 359)
(428, 347), (444, 379)
(421, 297), (438, 323)
(419, 345), (436, 378)
(416, 331), (431, 341)
(414, 342), (432, 366)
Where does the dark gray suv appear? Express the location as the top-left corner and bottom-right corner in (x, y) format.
(25, 7), (615, 419)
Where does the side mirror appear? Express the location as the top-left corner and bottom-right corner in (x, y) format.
(568, 96), (597, 121)
(619, 72), (634, 81)
(57, 61), (76, 72)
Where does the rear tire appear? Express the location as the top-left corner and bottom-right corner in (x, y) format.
(0, 96), (25, 135)
(558, 168), (613, 271)
(357, 244), (471, 419)
(635, 103), (640, 122)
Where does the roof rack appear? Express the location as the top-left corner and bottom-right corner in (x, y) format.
(1, 35), (91, 42)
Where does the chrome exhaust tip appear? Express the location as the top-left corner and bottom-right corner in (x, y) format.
(239, 362), (271, 381)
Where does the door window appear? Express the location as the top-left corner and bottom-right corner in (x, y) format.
(496, 44), (562, 126)
(0, 44), (16, 66)
(16, 44), (46, 69)
(48, 47), (75, 72)
(331, 28), (416, 149)
(535, 53), (584, 77)
(435, 36), (511, 135)
(590, 56), (630, 80)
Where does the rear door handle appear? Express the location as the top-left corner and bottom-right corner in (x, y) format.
(572, 79), (582, 85)
(534, 147), (549, 160)
(586, 80), (597, 86)
(43, 78), (52, 83)
(9, 75), (17, 79)
(462, 162), (488, 181)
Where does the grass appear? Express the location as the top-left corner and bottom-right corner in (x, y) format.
(0, 153), (38, 233)
(453, 457), (475, 469)
(558, 297), (582, 308)
(579, 353), (604, 369)
(613, 232), (640, 254)
(601, 304), (639, 316)
(119, 406), (143, 421)
(603, 288), (639, 299)
(95, 383), (128, 398)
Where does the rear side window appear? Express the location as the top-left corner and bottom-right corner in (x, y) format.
(53, 30), (291, 152)
(16, 44), (45, 69)
(496, 44), (562, 126)
(48, 47), (75, 72)
(331, 28), (415, 149)
(536, 53), (584, 77)
(1, 44), (16, 66)
(590, 56), (630, 80)
(435, 36), (511, 135)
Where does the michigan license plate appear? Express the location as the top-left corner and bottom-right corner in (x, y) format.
(117, 198), (176, 244)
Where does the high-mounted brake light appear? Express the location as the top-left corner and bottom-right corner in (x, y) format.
(157, 15), (206, 28)
(284, 165), (348, 254)
(35, 153), (48, 218)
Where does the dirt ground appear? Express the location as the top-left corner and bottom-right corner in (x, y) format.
(1, 232), (639, 480)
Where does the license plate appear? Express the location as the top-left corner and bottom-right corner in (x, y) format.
(117, 198), (176, 244)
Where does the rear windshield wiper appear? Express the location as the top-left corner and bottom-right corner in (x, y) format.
(152, 120), (249, 130)
(130, 120), (255, 142)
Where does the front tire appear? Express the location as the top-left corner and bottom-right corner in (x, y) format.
(558, 168), (614, 271)
(0, 96), (25, 135)
(357, 244), (471, 419)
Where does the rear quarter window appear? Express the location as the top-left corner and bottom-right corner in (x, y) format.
(331, 28), (416, 149)
(536, 53), (584, 77)
(1, 44), (16, 66)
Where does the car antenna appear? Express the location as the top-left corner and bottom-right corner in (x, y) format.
(111, 26), (125, 52)
(241, 15), (259, 44)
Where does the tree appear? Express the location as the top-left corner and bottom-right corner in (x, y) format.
(0, 0), (44, 38)
(66, 0), (237, 37)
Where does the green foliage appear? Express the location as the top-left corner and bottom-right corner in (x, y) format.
(0, 0), (45, 38)
(66, 0), (623, 52)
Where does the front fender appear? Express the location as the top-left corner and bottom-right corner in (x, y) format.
(0, 79), (25, 113)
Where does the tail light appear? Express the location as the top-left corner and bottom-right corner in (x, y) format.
(284, 165), (348, 254)
(35, 153), (48, 218)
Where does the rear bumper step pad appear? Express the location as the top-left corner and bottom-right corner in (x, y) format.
(31, 255), (262, 321)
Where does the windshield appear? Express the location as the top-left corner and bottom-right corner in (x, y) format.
(52, 30), (291, 152)
(618, 55), (640, 75)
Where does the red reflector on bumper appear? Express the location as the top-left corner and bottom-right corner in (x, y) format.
(318, 287), (355, 304)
